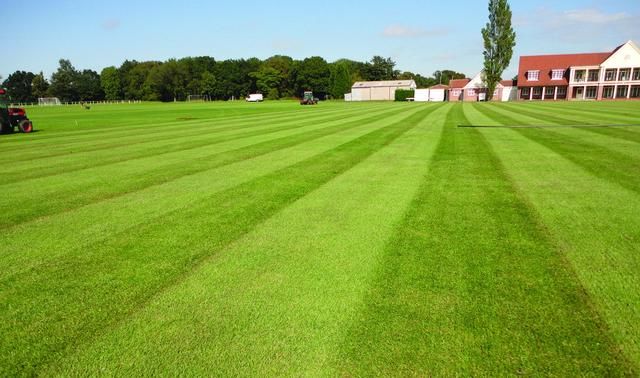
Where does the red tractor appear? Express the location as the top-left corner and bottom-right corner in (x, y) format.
(0, 88), (33, 134)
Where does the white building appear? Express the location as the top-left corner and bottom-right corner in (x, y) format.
(349, 80), (417, 101)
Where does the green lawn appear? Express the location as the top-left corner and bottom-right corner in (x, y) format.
(1, 100), (639, 375)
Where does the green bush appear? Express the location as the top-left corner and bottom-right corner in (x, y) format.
(395, 89), (415, 101)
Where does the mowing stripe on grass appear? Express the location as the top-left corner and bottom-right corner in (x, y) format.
(496, 102), (640, 143)
(0, 105), (438, 375)
(0, 105), (384, 181)
(473, 104), (640, 195)
(45, 105), (451, 376)
(335, 104), (634, 376)
(0, 106), (428, 280)
(464, 103), (640, 369)
(0, 103), (330, 146)
(0, 104), (379, 162)
(0, 106), (416, 227)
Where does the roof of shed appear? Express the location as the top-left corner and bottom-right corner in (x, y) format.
(448, 79), (471, 89)
(352, 80), (416, 88)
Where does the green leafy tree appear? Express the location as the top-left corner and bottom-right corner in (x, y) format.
(329, 62), (351, 99)
(2, 71), (36, 102)
(76, 69), (104, 101)
(264, 55), (294, 98)
(144, 59), (188, 102)
(250, 66), (283, 98)
(481, 0), (516, 100)
(124, 61), (160, 100)
(295, 56), (330, 97)
(200, 71), (217, 98)
(100, 66), (121, 100)
(31, 72), (49, 100)
(363, 56), (398, 81)
(49, 59), (80, 102)
(433, 70), (467, 85)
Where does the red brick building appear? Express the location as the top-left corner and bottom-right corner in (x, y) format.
(518, 40), (640, 101)
(448, 74), (517, 102)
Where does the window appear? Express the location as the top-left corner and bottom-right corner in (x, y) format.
(617, 86), (629, 98)
(588, 70), (600, 82)
(533, 87), (542, 97)
(551, 69), (564, 80)
(631, 86), (640, 98)
(574, 70), (586, 82)
(605, 69), (617, 81)
(521, 87), (530, 97)
(557, 87), (567, 98)
(467, 89), (476, 96)
(633, 68), (640, 81)
(619, 68), (631, 81)
(545, 87), (555, 96)
(586, 87), (598, 99)
(452, 89), (461, 97)
(602, 86), (615, 99)
(527, 70), (539, 81)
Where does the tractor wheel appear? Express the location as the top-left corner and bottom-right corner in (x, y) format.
(18, 120), (33, 133)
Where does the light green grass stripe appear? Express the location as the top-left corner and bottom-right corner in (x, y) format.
(467, 103), (640, 368)
(518, 101), (640, 125)
(4, 102), (330, 142)
(477, 104), (640, 194)
(0, 106), (438, 375)
(0, 104), (390, 183)
(486, 102), (640, 158)
(334, 103), (634, 376)
(0, 106), (414, 227)
(0, 106), (429, 280)
(0, 103), (383, 158)
(46, 105), (451, 376)
(497, 102), (640, 143)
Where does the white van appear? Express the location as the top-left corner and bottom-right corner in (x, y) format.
(246, 94), (264, 102)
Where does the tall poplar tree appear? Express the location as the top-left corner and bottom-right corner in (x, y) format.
(482, 0), (516, 100)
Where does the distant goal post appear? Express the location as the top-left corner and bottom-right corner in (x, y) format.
(187, 94), (211, 102)
(38, 97), (62, 106)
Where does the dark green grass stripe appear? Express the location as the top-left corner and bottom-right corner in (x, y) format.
(0, 104), (378, 161)
(489, 103), (596, 126)
(494, 103), (640, 144)
(0, 106), (438, 375)
(336, 104), (635, 375)
(520, 102), (640, 126)
(0, 106), (389, 183)
(0, 106), (417, 228)
(475, 104), (640, 195)
(0, 105), (338, 146)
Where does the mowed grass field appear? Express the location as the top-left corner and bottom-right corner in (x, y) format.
(1, 100), (640, 375)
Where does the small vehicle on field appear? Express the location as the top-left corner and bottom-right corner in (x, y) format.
(246, 93), (264, 102)
(300, 91), (318, 105)
(0, 88), (33, 134)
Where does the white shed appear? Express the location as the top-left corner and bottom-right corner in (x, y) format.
(350, 80), (417, 101)
(415, 89), (430, 102)
(428, 84), (449, 102)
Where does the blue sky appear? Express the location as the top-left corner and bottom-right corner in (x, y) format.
(2, 0), (639, 80)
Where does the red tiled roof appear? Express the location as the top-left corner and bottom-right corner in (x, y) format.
(500, 80), (517, 87)
(518, 52), (612, 87)
(429, 84), (450, 89)
(448, 79), (470, 89)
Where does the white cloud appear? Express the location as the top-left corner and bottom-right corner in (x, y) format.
(564, 9), (631, 24)
(382, 25), (448, 38)
(516, 7), (638, 46)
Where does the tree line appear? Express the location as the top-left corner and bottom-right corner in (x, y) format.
(1, 56), (466, 103)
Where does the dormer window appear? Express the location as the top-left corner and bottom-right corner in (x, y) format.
(551, 69), (564, 80)
(527, 70), (540, 81)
